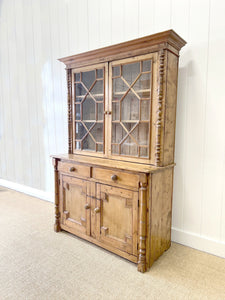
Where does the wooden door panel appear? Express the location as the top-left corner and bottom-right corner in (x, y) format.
(60, 175), (91, 236)
(96, 184), (138, 255)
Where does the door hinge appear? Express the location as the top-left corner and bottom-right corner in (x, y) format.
(137, 243), (139, 250)
(58, 179), (60, 185)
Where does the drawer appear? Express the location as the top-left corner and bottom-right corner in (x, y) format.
(58, 161), (90, 178)
(92, 168), (139, 188)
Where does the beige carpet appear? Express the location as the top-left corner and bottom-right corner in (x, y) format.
(0, 187), (225, 300)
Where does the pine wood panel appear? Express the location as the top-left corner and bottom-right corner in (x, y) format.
(60, 175), (90, 236)
(148, 168), (173, 267)
(97, 184), (138, 255)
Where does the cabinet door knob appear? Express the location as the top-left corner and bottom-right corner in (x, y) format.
(111, 174), (118, 181)
(94, 207), (100, 213)
(84, 203), (90, 210)
(70, 167), (76, 172)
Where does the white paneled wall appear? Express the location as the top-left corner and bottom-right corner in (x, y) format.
(0, 0), (225, 257)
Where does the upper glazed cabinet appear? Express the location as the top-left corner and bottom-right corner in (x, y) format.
(72, 54), (155, 162)
(72, 54), (155, 163)
(62, 30), (186, 166)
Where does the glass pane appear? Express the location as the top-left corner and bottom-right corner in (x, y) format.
(83, 135), (95, 151)
(111, 144), (119, 154)
(142, 60), (151, 72)
(91, 80), (103, 95)
(83, 122), (94, 130)
(122, 62), (140, 85)
(96, 69), (103, 79)
(97, 144), (103, 152)
(122, 122), (137, 132)
(112, 66), (120, 77)
(75, 83), (87, 98)
(97, 103), (103, 120)
(140, 147), (148, 158)
(112, 102), (120, 121)
(75, 141), (81, 150)
(133, 73), (151, 97)
(75, 104), (81, 120)
(75, 122), (87, 140)
(82, 70), (95, 90)
(75, 73), (80, 82)
(112, 123), (126, 144)
(90, 123), (103, 143)
(112, 78), (128, 100)
(121, 91), (139, 121)
(140, 101), (150, 121)
(121, 136), (138, 156)
(82, 96), (96, 120)
(132, 123), (149, 145)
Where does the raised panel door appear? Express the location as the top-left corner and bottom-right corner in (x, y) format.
(94, 183), (138, 255)
(60, 175), (91, 236)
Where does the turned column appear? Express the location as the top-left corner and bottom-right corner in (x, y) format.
(67, 68), (73, 154)
(137, 177), (147, 273)
(53, 158), (61, 232)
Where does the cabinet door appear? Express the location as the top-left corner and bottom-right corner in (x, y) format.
(94, 184), (138, 255)
(109, 53), (156, 161)
(72, 63), (108, 156)
(60, 175), (91, 236)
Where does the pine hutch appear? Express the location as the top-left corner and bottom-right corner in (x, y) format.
(52, 30), (186, 272)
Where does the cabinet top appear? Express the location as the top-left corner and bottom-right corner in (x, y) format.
(52, 154), (175, 173)
(59, 29), (186, 69)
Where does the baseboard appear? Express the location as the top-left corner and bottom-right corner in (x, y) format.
(172, 227), (225, 259)
(0, 179), (54, 203)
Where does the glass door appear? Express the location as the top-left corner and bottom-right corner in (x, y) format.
(72, 63), (107, 155)
(109, 54), (154, 160)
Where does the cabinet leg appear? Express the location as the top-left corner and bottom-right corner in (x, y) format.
(54, 206), (61, 232)
(138, 181), (147, 273)
(54, 222), (61, 232)
(53, 158), (61, 232)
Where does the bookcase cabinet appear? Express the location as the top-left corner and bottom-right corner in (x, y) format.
(52, 30), (186, 272)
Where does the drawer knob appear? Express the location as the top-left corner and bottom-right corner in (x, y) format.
(70, 167), (76, 172)
(84, 203), (90, 210)
(111, 174), (118, 181)
(94, 207), (100, 213)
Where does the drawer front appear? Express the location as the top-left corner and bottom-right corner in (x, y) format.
(58, 161), (90, 178)
(92, 168), (139, 188)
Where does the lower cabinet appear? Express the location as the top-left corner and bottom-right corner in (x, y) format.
(53, 157), (174, 273)
(60, 174), (138, 257)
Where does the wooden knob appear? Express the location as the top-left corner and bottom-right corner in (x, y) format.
(84, 203), (90, 210)
(70, 167), (76, 172)
(94, 207), (100, 213)
(111, 174), (118, 181)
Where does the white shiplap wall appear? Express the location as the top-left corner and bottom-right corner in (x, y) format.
(0, 0), (224, 258)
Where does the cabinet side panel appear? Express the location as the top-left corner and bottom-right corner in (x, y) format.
(149, 168), (173, 267)
(162, 52), (179, 165)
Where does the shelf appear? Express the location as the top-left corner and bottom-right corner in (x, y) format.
(75, 93), (104, 98)
(113, 89), (151, 96)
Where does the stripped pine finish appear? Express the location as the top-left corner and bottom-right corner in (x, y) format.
(52, 30), (186, 272)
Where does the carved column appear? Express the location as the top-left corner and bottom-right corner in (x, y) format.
(155, 49), (165, 166)
(137, 181), (147, 273)
(53, 158), (61, 232)
(67, 68), (73, 154)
